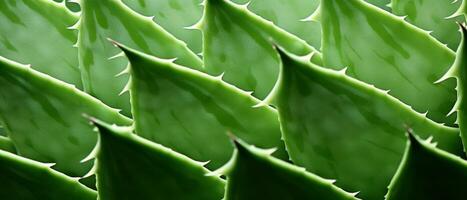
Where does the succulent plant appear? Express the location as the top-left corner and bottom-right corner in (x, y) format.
(0, 0), (466, 199)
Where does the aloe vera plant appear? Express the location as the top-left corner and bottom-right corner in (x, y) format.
(0, 0), (466, 199)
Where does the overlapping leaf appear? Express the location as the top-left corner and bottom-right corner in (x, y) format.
(233, 0), (321, 49)
(91, 118), (225, 200)
(274, 47), (464, 199)
(0, 56), (131, 178)
(116, 42), (287, 170)
(366, 0), (391, 10)
(320, 0), (457, 125)
(391, 0), (464, 50)
(121, 0), (204, 53)
(0, 149), (97, 200)
(385, 132), (467, 200)
(439, 24), (467, 154)
(78, 0), (202, 116)
(0, 136), (15, 153)
(0, 0), (81, 87)
(223, 139), (358, 200)
(201, 0), (321, 99)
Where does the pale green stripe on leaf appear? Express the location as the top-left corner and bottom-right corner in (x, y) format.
(0, 149), (97, 200)
(274, 48), (464, 200)
(0, 0), (82, 88)
(202, 0), (322, 100)
(391, 0), (464, 50)
(385, 132), (467, 200)
(0, 56), (132, 179)
(321, 0), (457, 125)
(116, 42), (287, 170)
(232, 0), (321, 49)
(0, 136), (16, 154)
(91, 118), (225, 200)
(78, 0), (202, 116)
(122, 0), (204, 53)
(223, 139), (358, 200)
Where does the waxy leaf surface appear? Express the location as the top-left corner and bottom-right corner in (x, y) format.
(0, 149), (97, 200)
(92, 118), (225, 200)
(233, 0), (321, 48)
(119, 43), (287, 170)
(0, 0), (82, 87)
(386, 133), (467, 200)
(224, 140), (358, 200)
(321, 0), (457, 125)
(275, 48), (464, 199)
(79, 0), (202, 116)
(202, 0), (321, 99)
(122, 0), (204, 53)
(0, 56), (132, 178)
(391, 0), (464, 50)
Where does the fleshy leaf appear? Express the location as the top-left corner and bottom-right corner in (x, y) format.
(0, 56), (132, 178)
(223, 139), (359, 200)
(0, 149), (97, 200)
(385, 132), (467, 200)
(78, 0), (202, 116)
(441, 24), (467, 155)
(274, 47), (464, 199)
(52, 0), (81, 12)
(0, 0), (82, 88)
(202, 0), (322, 100)
(452, 0), (467, 20)
(321, 0), (457, 125)
(116, 42), (287, 170)
(0, 136), (16, 154)
(391, 0), (464, 50)
(366, 0), (391, 10)
(122, 0), (204, 53)
(232, 0), (321, 49)
(90, 117), (225, 200)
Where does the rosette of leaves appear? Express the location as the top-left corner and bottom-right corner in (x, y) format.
(0, 0), (466, 199)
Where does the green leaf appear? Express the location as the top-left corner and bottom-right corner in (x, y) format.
(366, 0), (390, 10)
(385, 132), (467, 200)
(451, 0), (467, 21)
(115, 42), (287, 170)
(274, 47), (465, 200)
(0, 149), (97, 200)
(202, 0), (322, 100)
(0, 0), (82, 88)
(232, 0), (321, 49)
(391, 0), (464, 50)
(0, 136), (16, 154)
(78, 0), (203, 116)
(320, 0), (457, 125)
(122, 0), (204, 53)
(223, 139), (359, 200)
(439, 24), (467, 155)
(0, 56), (132, 178)
(90, 118), (225, 200)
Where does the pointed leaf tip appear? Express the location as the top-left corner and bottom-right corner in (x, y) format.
(93, 118), (225, 200)
(386, 129), (467, 200)
(225, 139), (359, 200)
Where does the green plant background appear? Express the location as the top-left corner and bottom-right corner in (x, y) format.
(0, 0), (466, 199)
